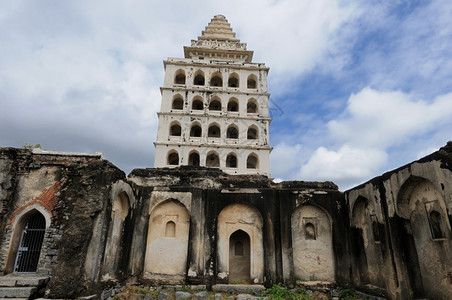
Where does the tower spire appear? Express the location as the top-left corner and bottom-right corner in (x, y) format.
(154, 15), (272, 176)
(184, 15), (253, 62)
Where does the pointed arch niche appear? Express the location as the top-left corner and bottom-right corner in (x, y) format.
(396, 176), (451, 298)
(5, 205), (51, 274)
(291, 204), (335, 282)
(144, 199), (190, 279)
(206, 151), (220, 167)
(102, 190), (131, 280)
(350, 196), (384, 287)
(217, 203), (264, 284)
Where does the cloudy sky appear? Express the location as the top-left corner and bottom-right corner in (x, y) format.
(1, 0), (451, 190)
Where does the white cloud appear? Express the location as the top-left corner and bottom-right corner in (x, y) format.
(270, 143), (304, 178)
(227, 0), (361, 93)
(272, 87), (452, 190)
(1, 0), (451, 185)
(328, 88), (452, 148)
(0, 0), (364, 174)
(298, 145), (387, 190)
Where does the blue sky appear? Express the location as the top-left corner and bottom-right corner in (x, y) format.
(1, 0), (451, 190)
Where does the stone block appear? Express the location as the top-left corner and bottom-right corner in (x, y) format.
(175, 291), (191, 299)
(0, 287), (37, 298)
(0, 279), (16, 287)
(236, 294), (264, 300)
(212, 284), (265, 294)
(158, 291), (171, 299)
(189, 285), (206, 291)
(144, 294), (154, 300)
(195, 291), (208, 299)
(16, 277), (49, 286)
(162, 285), (183, 291)
(47, 249), (59, 256)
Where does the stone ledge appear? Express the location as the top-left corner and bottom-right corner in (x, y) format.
(0, 275), (49, 287)
(16, 277), (49, 287)
(0, 287), (37, 298)
(0, 279), (17, 287)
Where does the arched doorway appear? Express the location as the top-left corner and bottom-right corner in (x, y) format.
(13, 212), (46, 273)
(229, 230), (250, 283)
(217, 203), (264, 284)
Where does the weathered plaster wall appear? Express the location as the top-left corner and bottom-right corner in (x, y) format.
(291, 205), (334, 282)
(2, 143), (451, 299)
(144, 198), (190, 281)
(217, 203), (264, 284)
(101, 180), (135, 281)
(0, 148), (127, 298)
(345, 142), (452, 299)
(45, 160), (125, 298)
(127, 168), (345, 289)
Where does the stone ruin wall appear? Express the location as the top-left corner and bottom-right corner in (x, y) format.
(0, 148), (126, 298)
(345, 142), (452, 300)
(0, 144), (452, 299)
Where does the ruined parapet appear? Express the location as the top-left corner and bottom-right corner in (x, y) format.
(345, 141), (452, 299)
(126, 165), (346, 288)
(129, 166), (271, 189)
(44, 159), (126, 298)
(0, 147), (128, 298)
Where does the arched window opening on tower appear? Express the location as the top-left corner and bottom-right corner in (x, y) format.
(209, 99), (222, 111)
(188, 151), (200, 166)
(227, 98), (239, 112)
(170, 123), (181, 136)
(192, 98), (204, 110)
(174, 70), (185, 85)
(226, 153), (237, 168)
(165, 221), (176, 237)
(247, 126), (257, 140)
(247, 75), (257, 89)
(210, 74), (223, 87)
(172, 97), (184, 110)
(167, 151), (179, 165)
(246, 154), (259, 169)
(247, 99), (258, 114)
(228, 74), (239, 88)
(227, 125), (238, 139)
(190, 124), (202, 137)
(206, 152), (220, 167)
(194, 72), (205, 86)
(429, 210), (445, 239)
(208, 124), (221, 138)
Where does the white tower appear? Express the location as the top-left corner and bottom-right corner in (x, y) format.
(154, 15), (272, 176)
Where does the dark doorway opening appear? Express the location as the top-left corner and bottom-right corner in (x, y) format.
(229, 230), (250, 283)
(14, 212), (46, 273)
